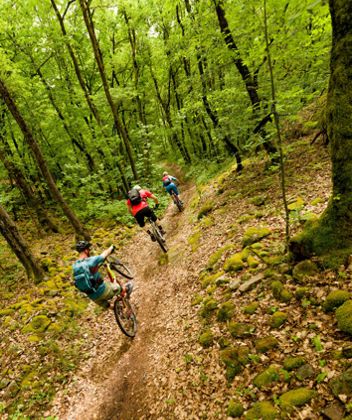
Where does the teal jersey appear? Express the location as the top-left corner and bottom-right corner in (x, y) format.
(72, 255), (106, 300)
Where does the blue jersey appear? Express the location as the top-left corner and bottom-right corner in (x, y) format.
(72, 255), (106, 300)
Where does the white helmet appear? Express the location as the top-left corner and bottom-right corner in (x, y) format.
(163, 171), (168, 176)
(133, 185), (142, 191)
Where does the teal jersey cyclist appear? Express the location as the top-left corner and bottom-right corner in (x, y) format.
(162, 171), (181, 198)
(72, 241), (132, 308)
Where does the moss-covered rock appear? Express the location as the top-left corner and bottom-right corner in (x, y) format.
(292, 260), (318, 284)
(199, 297), (218, 318)
(229, 322), (256, 338)
(207, 244), (235, 269)
(223, 252), (246, 272)
(227, 399), (244, 418)
(295, 364), (316, 381)
(295, 287), (310, 300)
(270, 311), (288, 328)
(253, 365), (282, 388)
(323, 290), (350, 312)
(279, 387), (315, 409)
(0, 308), (15, 317)
(280, 289), (293, 303)
(250, 195), (266, 206)
(198, 330), (214, 348)
(255, 336), (279, 353)
(200, 272), (224, 289)
(217, 301), (235, 322)
(242, 226), (271, 247)
(283, 356), (306, 371)
(245, 401), (278, 420)
(220, 346), (250, 381)
(197, 202), (215, 219)
(191, 294), (203, 306)
(329, 366), (352, 397)
(271, 280), (283, 299)
(336, 300), (352, 335)
(243, 302), (259, 315)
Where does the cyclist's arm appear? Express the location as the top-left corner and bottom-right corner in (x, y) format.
(101, 245), (115, 260)
(149, 193), (159, 205)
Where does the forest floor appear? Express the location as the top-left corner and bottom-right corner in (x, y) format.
(3, 133), (352, 419)
(49, 135), (352, 419)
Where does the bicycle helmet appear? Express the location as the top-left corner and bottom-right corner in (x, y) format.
(76, 240), (92, 252)
(163, 171), (168, 176)
(133, 185), (142, 191)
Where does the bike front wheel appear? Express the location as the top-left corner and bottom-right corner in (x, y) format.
(114, 298), (137, 337)
(109, 258), (134, 279)
(152, 225), (168, 253)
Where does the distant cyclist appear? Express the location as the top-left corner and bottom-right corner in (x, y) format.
(126, 185), (165, 241)
(162, 171), (183, 204)
(72, 241), (133, 308)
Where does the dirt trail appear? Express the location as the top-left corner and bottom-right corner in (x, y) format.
(51, 184), (199, 419)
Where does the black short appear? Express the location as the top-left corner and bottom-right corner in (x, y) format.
(135, 206), (157, 227)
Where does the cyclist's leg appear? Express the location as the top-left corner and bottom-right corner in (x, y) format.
(137, 207), (156, 240)
(92, 281), (121, 309)
(145, 206), (165, 234)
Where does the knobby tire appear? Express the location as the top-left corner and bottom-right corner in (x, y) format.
(114, 298), (137, 337)
(110, 261), (134, 280)
(151, 222), (168, 253)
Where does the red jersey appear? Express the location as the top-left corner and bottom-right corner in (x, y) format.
(127, 189), (152, 216)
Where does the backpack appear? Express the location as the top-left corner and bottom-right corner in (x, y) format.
(128, 188), (142, 205)
(162, 176), (171, 187)
(73, 259), (96, 294)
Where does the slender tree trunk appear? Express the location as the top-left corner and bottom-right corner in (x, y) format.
(0, 78), (90, 240)
(0, 204), (45, 282)
(79, 0), (138, 180)
(213, 0), (278, 158)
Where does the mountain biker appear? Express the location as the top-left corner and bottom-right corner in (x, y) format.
(72, 241), (133, 308)
(126, 185), (165, 241)
(162, 171), (183, 204)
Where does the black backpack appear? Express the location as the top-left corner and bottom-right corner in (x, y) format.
(128, 188), (142, 205)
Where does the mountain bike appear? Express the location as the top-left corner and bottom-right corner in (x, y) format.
(148, 214), (168, 253)
(103, 256), (137, 337)
(171, 190), (184, 212)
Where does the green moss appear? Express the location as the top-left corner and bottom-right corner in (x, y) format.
(247, 255), (259, 268)
(229, 322), (255, 338)
(283, 357), (306, 371)
(336, 300), (352, 334)
(197, 202), (215, 219)
(242, 226), (271, 247)
(198, 330), (214, 348)
(292, 260), (319, 283)
(207, 244), (235, 269)
(279, 387), (315, 409)
(191, 294), (203, 306)
(220, 346), (249, 381)
(22, 315), (51, 334)
(280, 289), (293, 303)
(245, 401), (278, 420)
(188, 231), (202, 252)
(238, 214), (254, 224)
(199, 297), (218, 318)
(271, 280), (283, 299)
(288, 197), (304, 211)
(323, 290), (350, 312)
(295, 287), (310, 299)
(224, 251), (247, 272)
(253, 365), (282, 388)
(227, 399), (244, 418)
(200, 272), (224, 289)
(243, 302), (259, 315)
(217, 301), (235, 322)
(0, 308), (15, 317)
(255, 336), (279, 353)
(311, 197), (324, 206)
(270, 311), (288, 328)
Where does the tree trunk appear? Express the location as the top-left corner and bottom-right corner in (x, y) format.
(213, 0), (278, 159)
(0, 204), (45, 282)
(289, 0), (352, 265)
(0, 77), (90, 240)
(79, 0), (138, 180)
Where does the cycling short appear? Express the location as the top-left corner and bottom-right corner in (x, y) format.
(135, 206), (157, 227)
(165, 183), (179, 196)
(92, 281), (121, 308)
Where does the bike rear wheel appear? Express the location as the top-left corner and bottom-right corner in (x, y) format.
(110, 258), (134, 279)
(151, 223), (168, 253)
(114, 298), (137, 337)
(174, 195), (183, 212)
